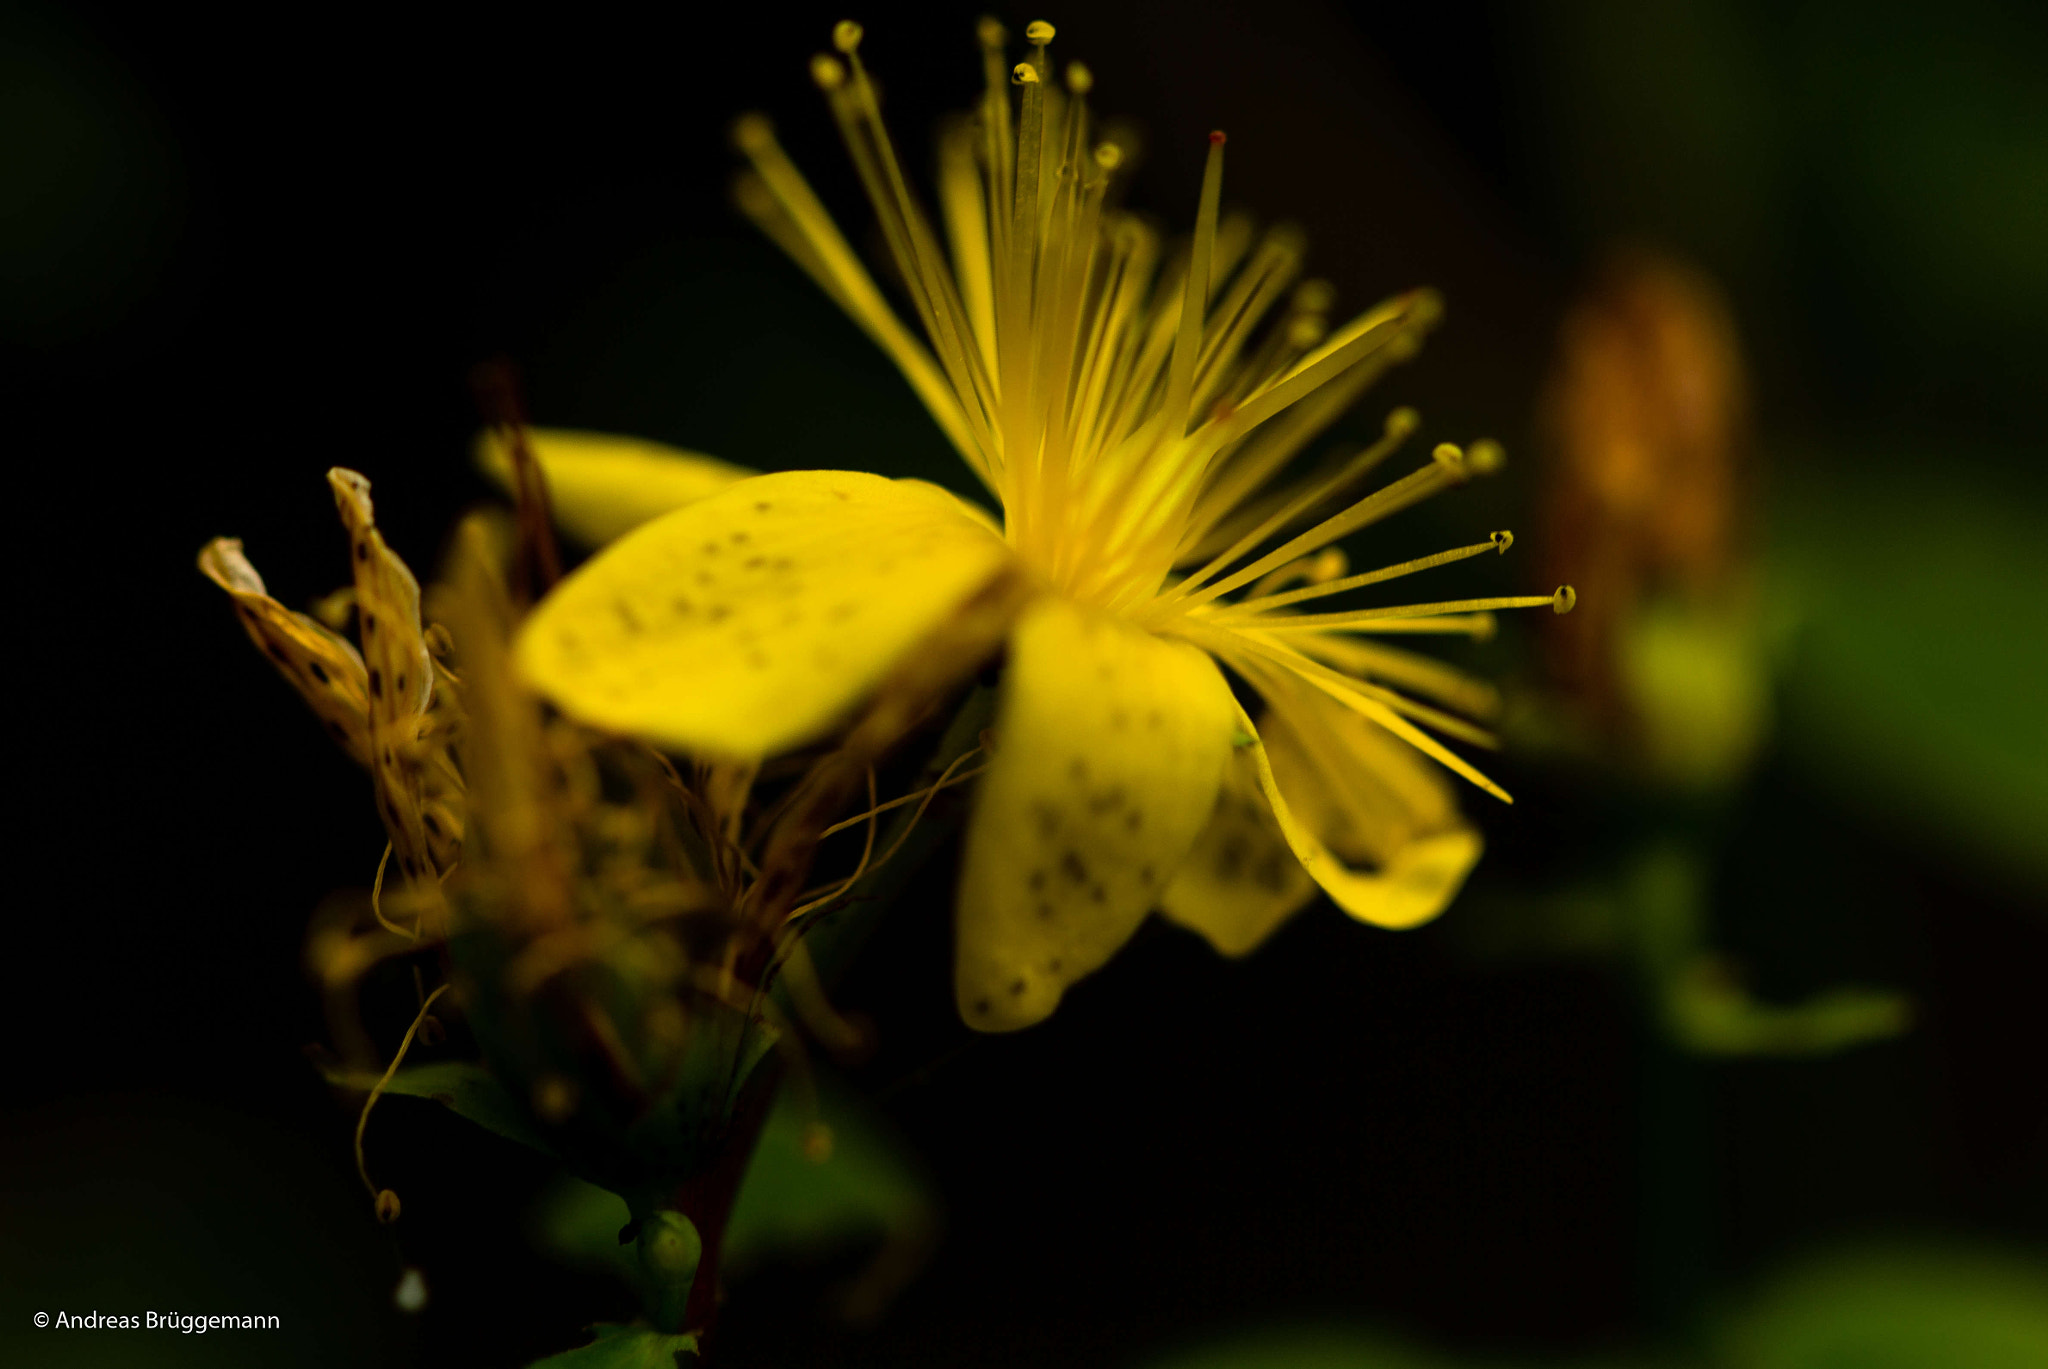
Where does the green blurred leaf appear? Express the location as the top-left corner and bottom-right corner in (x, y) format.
(1141, 1328), (1661, 1369)
(1768, 453), (2048, 892)
(321, 1059), (557, 1157)
(723, 1079), (933, 1270)
(1722, 1246), (2048, 1369)
(528, 1322), (698, 1368)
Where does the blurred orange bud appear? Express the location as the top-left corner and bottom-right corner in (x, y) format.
(1539, 250), (1752, 703)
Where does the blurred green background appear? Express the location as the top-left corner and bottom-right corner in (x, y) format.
(5, 0), (2043, 1365)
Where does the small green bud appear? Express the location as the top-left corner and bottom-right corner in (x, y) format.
(637, 1210), (702, 1332)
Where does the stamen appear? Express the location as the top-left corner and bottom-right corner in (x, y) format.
(369, 842), (409, 937)
(826, 34), (1003, 451)
(1296, 633), (1502, 718)
(788, 746), (987, 918)
(1247, 545), (1347, 599)
(1162, 131), (1228, 439)
(731, 117), (993, 482)
(818, 749), (989, 837)
(354, 983), (451, 1216)
(1228, 629), (1500, 749)
(1330, 613), (1498, 636)
(1212, 535), (1515, 616)
(1172, 430), (1466, 611)
(1226, 589), (1574, 632)
(1165, 407), (1420, 605)
(1214, 641), (1513, 802)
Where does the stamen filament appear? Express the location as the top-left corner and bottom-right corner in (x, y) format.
(1215, 588), (1573, 630)
(1220, 535), (1512, 615)
(1163, 408), (1420, 605)
(1165, 131), (1227, 436)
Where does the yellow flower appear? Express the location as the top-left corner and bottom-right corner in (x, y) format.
(516, 20), (1572, 1030)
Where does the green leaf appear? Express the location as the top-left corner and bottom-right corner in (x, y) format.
(1139, 1328), (1661, 1369)
(1722, 1246), (2048, 1369)
(724, 1079), (932, 1270)
(1768, 452), (2048, 893)
(320, 1060), (556, 1158)
(527, 1322), (698, 1368)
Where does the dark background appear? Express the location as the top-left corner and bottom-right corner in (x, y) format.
(6, 1), (2045, 1365)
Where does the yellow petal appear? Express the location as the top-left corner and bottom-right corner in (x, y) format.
(1156, 741), (1318, 957)
(517, 470), (1009, 758)
(475, 428), (754, 546)
(198, 537), (372, 763)
(955, 597), (1239, 1031)
(329, 469), (455, 887)
(1237, 681), (1482, 931)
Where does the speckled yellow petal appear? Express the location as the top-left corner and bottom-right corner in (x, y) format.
(198, 537), (371, 762)
(955, 597), (1239, 1031)
(1156, 741), (1317, 956)
(476, 428), (755, 546)
(330, 468), (452, 888)
(1234, 680), (1481, 931)
(516, 470), (1009, 758)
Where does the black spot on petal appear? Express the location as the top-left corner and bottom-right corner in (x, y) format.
(1032, 803), (1061, 839)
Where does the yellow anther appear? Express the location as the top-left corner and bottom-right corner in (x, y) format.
(1093, 141), (1123, 171)
(1466, 439), (1505, 474)
(1491, 529), (1515, 553)
(1012, 61), (1039, 85)
(1293, 279), (1337, 313)
(977, 15), (1006, 47)
(375, 1189), (402, 1224)
(832, 19), (863, 53)
(811, 53), (847, 89)
(1553, 584), (1578, 614)
(1385, 406), (1420, 437)
(1067, 60), (1093, 94)
(1024, 19), (1055, 44)
(1287, 315), (1326, 348)
(730, 112), (775, 152)
(1431, 441), (1465, 471)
